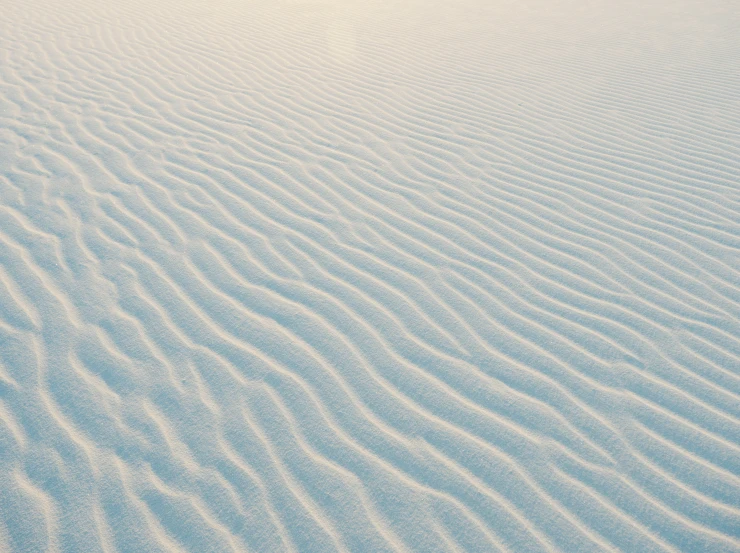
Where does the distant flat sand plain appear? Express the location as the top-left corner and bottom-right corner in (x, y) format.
(1, 0), (739, 551)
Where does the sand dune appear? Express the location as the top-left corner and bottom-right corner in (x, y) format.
(1, 0), (739, 551)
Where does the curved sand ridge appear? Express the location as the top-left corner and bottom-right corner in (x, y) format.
(1, 0), (739, 551)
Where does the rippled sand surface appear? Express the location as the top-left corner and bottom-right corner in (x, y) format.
(1, 0), (739, 551)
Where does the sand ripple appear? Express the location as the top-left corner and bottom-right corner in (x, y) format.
(1, 0), (739, 551)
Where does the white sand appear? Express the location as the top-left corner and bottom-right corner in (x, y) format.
(1, 0), (739, 551)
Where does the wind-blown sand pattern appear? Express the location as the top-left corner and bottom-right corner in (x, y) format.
(1, 0), (739, 551)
